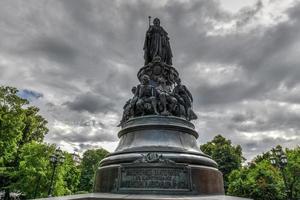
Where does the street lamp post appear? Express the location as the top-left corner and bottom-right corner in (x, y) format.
(33, 174), (41, 199)
(270, 146), (292, 200)
(47, 148), (65, 197)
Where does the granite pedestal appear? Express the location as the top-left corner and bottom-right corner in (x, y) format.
(94, 116), (224, 195)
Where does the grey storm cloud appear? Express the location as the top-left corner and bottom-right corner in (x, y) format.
(29, 37), (79, 64)
(51, 128), (117, 144)
(64, 92), (116, 114)
(1, 0), (300, 159)
(195, 81), (263, 105)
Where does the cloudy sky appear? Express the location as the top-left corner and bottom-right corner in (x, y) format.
(1, 0), (300, 161)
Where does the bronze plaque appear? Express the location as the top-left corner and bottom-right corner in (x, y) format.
(117, 163), (191, 192)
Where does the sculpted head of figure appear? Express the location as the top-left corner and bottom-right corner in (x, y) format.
(153, 18), (160, 26)
(176, 78), (181, 85)
(141, 74), (150, 85)
(131, 86), (137, 94)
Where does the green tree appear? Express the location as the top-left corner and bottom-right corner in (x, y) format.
(50, 151), (81, 197)
(285, 147), (300, 199)
(0, 86), (48, 196)
(0, 86), (48, 162)
(61, 153), (81, 195)
(78, 148), (109, 192)
(10, 142), (55, 198)
(275, 146), (300, 200)
(227, 146), (300, 200)
(11, 142), (81, 198)
(200, 135), (245, 191)
(18, 106), (48, 148)
(228, 161), (285, 200)
(0, 86), (27, 166)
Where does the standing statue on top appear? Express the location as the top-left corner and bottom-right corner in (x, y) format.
(143, 17), (173, 65)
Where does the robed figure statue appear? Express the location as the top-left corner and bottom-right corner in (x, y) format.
(143, 18), (173, 65)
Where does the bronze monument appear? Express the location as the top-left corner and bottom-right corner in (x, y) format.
(94, 17), (225, 196)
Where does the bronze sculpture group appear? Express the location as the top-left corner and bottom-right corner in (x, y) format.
(119, 17), (197, 126)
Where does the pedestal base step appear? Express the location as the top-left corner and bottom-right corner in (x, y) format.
(36, 193), (252, 200)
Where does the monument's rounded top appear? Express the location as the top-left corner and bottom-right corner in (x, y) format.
(118, 115), (198, 138)
(123, 115), (194, 128)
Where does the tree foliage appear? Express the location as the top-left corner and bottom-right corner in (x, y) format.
(0, 86), (27, 165)
(200, 135), (245, 191)
(0, 86), (48, 165)
(228, 160), (285, 200)
(10, 142), (55, 198)
(0, 85), (109, 197)
(19, 106), (48, 147)
(283, 147), (300, 199)
(62, 153), (81, 195)
(78, 148), (109, 192)
(228, 146), (300, 200)
(0, 86), (49, 195)
(10, 142), (81, 198)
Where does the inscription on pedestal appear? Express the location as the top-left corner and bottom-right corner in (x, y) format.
(117, 163), (191, 192)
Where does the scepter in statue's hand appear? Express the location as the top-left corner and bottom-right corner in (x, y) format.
(146, 16), (152, 36)
(148, 16), (151, 28)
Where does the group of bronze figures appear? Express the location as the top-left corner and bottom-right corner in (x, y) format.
(118, 17), (197, 126)
(119, 71), (197, 126)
